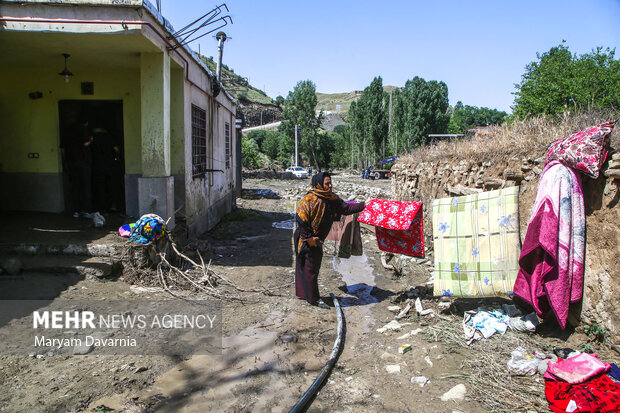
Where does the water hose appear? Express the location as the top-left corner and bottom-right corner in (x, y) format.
(289, 293), (344, 413)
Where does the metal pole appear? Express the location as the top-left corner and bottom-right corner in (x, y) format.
(294, 125), (299, 167)
(215, 32), (227, 82)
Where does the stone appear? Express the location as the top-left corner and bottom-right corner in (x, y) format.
(134, 366), (149, 373)
(411, 376), (429, 387)
(604, 168), (620, 178)
(484, 179), (504, 189)
(387, 306), (401, 313)
(440, 384), (467, 401)
(385, 364), (401, 374)
(503, 170), (524, 181)
(376, 320), (402, 333)
(73, 343), (93, 355)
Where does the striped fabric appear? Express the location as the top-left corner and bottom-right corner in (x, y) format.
(432, 186), (521, 298)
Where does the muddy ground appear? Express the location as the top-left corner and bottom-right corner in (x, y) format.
(0, 174), (616, 413)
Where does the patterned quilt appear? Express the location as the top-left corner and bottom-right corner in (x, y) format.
(358, 199), (424, 257)
(432, 186), (521, 298)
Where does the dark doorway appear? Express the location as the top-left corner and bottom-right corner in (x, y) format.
(58, 100), (125, 214)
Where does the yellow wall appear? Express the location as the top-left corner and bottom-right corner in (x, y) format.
(0, 67), (142, 174)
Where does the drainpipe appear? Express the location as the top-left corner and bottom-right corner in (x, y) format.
(215, 31), (227, 82)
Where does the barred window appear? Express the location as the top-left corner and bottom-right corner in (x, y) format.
(225, 122), (231, 169)
(192, 105), (207, 176)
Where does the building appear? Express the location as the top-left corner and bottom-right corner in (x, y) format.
(0, 0), (238, 237)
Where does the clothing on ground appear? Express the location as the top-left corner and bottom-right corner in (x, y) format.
(513, 161), (585, 330)
(357, 199), (424, 257)
(431, 186), (520, 298)
(545, 374), (620, 413)
(544, 353), (611, 384)
(294, 181), (365, 304)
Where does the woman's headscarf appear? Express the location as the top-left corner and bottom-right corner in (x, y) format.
(296, 172), (340, 251)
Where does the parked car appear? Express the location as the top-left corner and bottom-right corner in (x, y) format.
(286, 166), (309, 178)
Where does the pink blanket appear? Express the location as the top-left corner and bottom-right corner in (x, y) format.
(513, 161), (585, 329)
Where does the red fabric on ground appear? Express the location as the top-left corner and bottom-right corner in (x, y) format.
(545, 375), (620, 413)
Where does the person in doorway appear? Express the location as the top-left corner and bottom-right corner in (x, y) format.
(60, 116), (93, 218)
(91, 126), (122, 212)
(294, 172), (366, 308)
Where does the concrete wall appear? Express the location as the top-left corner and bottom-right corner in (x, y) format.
(0, 66), (141, 212)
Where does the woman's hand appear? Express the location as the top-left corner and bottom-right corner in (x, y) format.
(306, 237), (321, 247)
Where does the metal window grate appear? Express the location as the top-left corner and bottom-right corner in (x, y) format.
(192, 105), (207, 176)
(225, 122), (231, 169)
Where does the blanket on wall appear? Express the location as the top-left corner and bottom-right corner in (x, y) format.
(513, 161), (585, 330)
(432, 186), (521, 298)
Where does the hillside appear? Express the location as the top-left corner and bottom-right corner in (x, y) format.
(316, 85), (400, 118)
(198, 55), (274, 105)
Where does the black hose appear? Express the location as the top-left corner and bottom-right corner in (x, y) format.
(289, 293), (344, 413)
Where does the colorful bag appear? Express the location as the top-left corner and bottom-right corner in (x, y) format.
(128, 214), (166, 244)
(545, 120), (615, 179)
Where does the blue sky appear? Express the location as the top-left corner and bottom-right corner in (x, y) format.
(161, 0), (620, 113)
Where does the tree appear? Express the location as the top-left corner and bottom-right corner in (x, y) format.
(279, 80), (324, 169)
(241, 137), (260, 169)
(246, 130), (267, 152)
(513, 43), (620, 117)
(448, 101), (508, 133)
(400, 77), (450, 149)
(274, 95), (285, 107)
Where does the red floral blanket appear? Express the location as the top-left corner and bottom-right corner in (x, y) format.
(357, 199), (424, 257)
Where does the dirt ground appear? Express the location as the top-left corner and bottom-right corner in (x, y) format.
(0, 174), (617, 413)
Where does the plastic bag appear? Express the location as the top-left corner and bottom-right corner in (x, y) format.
(507, 346), (544, 376)
(93, 212), (105, 228)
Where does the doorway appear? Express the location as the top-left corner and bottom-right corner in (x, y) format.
(58, 100), (125, 214)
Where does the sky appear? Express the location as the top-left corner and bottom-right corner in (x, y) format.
(160, 0), (620, 113)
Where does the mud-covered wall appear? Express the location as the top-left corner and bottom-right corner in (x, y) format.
(391, 153), (620, 341)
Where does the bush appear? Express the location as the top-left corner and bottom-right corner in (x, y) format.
(241, 137), (260, 169)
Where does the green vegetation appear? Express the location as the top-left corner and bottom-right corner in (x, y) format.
(513, 42), (620, 118)
(448, 102), (508, 134)
(241, 137), (260, 169)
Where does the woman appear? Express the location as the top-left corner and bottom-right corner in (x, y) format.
(294, 172), (366, 308)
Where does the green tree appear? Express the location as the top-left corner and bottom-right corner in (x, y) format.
(241, 137), (260, 169)
(400, 77), (450, 150)
(448, 101), (508, 133)
(246, 130), (267, 152)
(274, 95), (285, 107)
(513, 43), (620, 117)
(279, 80), (324, 169)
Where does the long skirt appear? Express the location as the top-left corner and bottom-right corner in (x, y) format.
(295, 246), (323, 304)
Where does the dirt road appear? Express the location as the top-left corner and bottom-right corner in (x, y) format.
(1, 174), (607, 412)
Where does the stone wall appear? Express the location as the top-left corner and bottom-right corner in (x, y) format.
(391, 153), (620, 341)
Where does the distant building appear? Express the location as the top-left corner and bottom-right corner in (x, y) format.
(0, 0), (238, 237)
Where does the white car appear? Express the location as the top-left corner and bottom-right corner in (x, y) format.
(286, 166), (309, 178)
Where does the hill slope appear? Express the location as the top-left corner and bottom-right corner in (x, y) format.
(316, 85), (400, 118)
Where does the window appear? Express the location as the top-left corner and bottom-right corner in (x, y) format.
(191, 105), (207, 176)
(225, 121), (231, 169)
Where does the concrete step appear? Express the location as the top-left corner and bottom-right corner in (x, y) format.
(0, 254), (120, 279)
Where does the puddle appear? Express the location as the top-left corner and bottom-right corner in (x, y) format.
(272, 218), (294, 229)
(332, 253), (378, 307)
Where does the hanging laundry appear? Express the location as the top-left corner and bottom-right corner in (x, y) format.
(513, 161), (585, 330)
(324, 212), (363, 258)
(545, 374), (620, 413)
(357, 199), (424, 257)
(432, 186), (520, 298)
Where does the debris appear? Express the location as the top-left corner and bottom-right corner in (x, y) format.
(410, 376), (429, 387)
(414, 298), (434, 316)
(385, 365), (401, 374)
(424, 356), (433, 367)
(134, 366), (149, 373)
(440, 384), (467, 401)
(398, 345), (412, 354)
(395, 302), (412, 320)
(509, 312), (539, 332)
(376, 320), (402, 333)
(387, 305), (401, 313)
(397, 328), (422, 340)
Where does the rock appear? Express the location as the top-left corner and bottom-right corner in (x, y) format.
(444, 183), (482, 196)
(397, 328), (422, 339)
(484, 179), (504, 189)
(134, 366), (149, 373)
(440, 384), (467, 401)
(2, 257), (23, 275)
(503, 169), (524, 181)
(387, 306), (401, 313)
(411, 376), (429, 387)
(73, 343), (93, 355)
(604, 168), (620, 178)
(376, 320), (402, 333)
(385, 364), (401, 374)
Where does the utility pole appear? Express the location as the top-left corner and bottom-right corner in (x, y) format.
(215, 32), (227, 82)
(294, 125), (299, 167)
